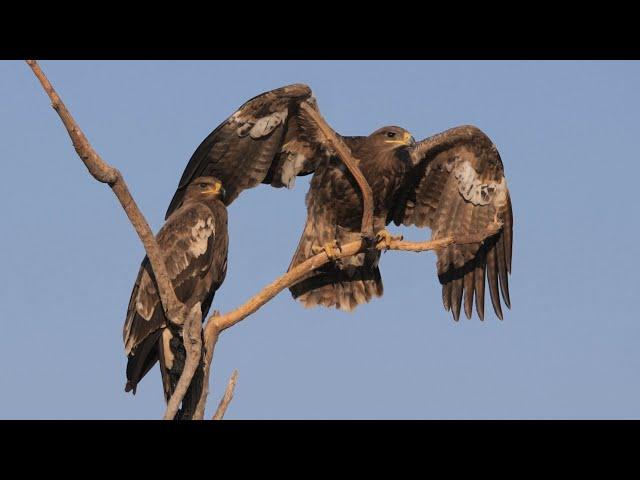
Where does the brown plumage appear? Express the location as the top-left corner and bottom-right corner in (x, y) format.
(165, 84), (323, 216)
(288, 128), (412, 311)
(167, 84), (513, 321)
(289, 124), (513, 321)
(123, 176), (228, 419)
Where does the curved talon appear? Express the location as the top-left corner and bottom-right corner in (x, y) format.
(376, 229), (403, 250)
(312, 240), (342, 261)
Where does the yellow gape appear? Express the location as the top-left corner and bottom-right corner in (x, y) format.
(385, 131), (414, 145)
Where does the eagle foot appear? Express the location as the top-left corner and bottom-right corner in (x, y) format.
(312, 240), (342, 261)
(375, 229), (403, 250)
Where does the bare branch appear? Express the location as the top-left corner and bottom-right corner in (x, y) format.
(191, 226), (499, 416)
(192, 311), (221, 420)
(208, 225), (501, 334)
(163, 303), (203, 420)
(300, 103), (374, 237)
(212, 370), (239, 420)
(25, 60), (186, 325)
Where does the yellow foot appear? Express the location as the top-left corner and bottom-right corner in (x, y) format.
(312, 240), (342, 260)
(376, 229), (403, 250)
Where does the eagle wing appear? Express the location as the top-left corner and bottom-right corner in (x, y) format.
(391, 125), (513, 321)
(123, 203), (218, 357)
(166, 84), (325, 218)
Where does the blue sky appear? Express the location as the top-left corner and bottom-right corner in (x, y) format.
(1, 60), (639, 419)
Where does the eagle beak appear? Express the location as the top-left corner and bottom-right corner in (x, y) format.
(386, 132), (415, 147)
(205, 184), (226, 200)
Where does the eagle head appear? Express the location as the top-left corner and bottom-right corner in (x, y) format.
(369, 126), (416, 150)
(185, 176), (226, 203)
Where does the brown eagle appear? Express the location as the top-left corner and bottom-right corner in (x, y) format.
(166, 84), (513, 320)
(123, 176), (228, 419)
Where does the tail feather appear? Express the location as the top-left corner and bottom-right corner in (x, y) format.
(290, 264), (383, 311)
(125, 329), (162, 394)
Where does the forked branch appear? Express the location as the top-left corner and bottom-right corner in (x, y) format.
(193, 224), (502, 417)
(26, 60), (195, 420)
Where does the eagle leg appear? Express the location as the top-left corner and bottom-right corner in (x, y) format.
(312, 240), (343, 261)
(375, 229), (403, 250)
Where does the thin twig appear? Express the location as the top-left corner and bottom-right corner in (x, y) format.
(212, 370), (239, 420)
(25, 60), (186, 325)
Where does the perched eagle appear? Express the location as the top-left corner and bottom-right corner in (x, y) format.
(166, 84), (513, 321)
(288, 125), (512, 320)
(123, 176), (228, 419)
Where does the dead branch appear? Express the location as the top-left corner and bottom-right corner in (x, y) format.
(26, 60), (198, 419)
(192, 311), (220, 419)
(209, 227), (500, 333)
(191, 225), (501, 416)
(163, 303), (203, 420)
(300, 103), (374, 238)
(212, 370), (239, 420)
(25, 60), (186, 325)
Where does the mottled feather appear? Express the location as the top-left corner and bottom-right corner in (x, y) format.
(393, 125), (513, 320)
(166, 84), (324, 217)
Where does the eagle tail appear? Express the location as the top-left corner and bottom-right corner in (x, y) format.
(125, 328), (162, 394)
(290, 264), (383, 312)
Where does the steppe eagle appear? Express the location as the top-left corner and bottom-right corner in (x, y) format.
(123, 176), (228, 419)
(166, 85), (512, 320)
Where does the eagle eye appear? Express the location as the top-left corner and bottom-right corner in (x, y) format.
(199, 183), (208, 189)
(386, 132), (396, 138)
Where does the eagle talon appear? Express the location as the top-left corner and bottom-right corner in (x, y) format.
(312, 240), (342, 261)
(375, 229), (403, 250)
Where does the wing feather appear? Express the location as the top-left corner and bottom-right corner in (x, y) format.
(123, 203), (217, 356)
(392, 125), (513, 320)
(166, 84), (325, 217)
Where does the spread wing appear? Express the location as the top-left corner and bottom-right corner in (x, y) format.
(391, 125), (513, 321)
(166, 84), (325, 218)
(123, 203), (218, 356)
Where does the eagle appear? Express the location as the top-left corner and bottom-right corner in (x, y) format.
(166, 84), (513, 320)
(123, 176), (228, 419)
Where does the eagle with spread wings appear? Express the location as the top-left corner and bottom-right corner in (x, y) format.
(167, 84), (513, 321)
(124, 176), (228, 419)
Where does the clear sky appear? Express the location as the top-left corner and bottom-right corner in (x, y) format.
(1, 60), (639, 419)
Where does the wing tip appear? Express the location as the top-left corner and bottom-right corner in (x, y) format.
(124, 381), (137, 395)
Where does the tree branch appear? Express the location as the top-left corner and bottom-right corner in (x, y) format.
(25, 60), (187, 325)
(191, 225), (500, 416)
(163, 303), (203, 420)
(212, 370), (239, 420)
(209, 226), (500, 334)
(26, 60), (200, 419)
(300, 102), (374, 238)
(192, 311), (220, 420)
